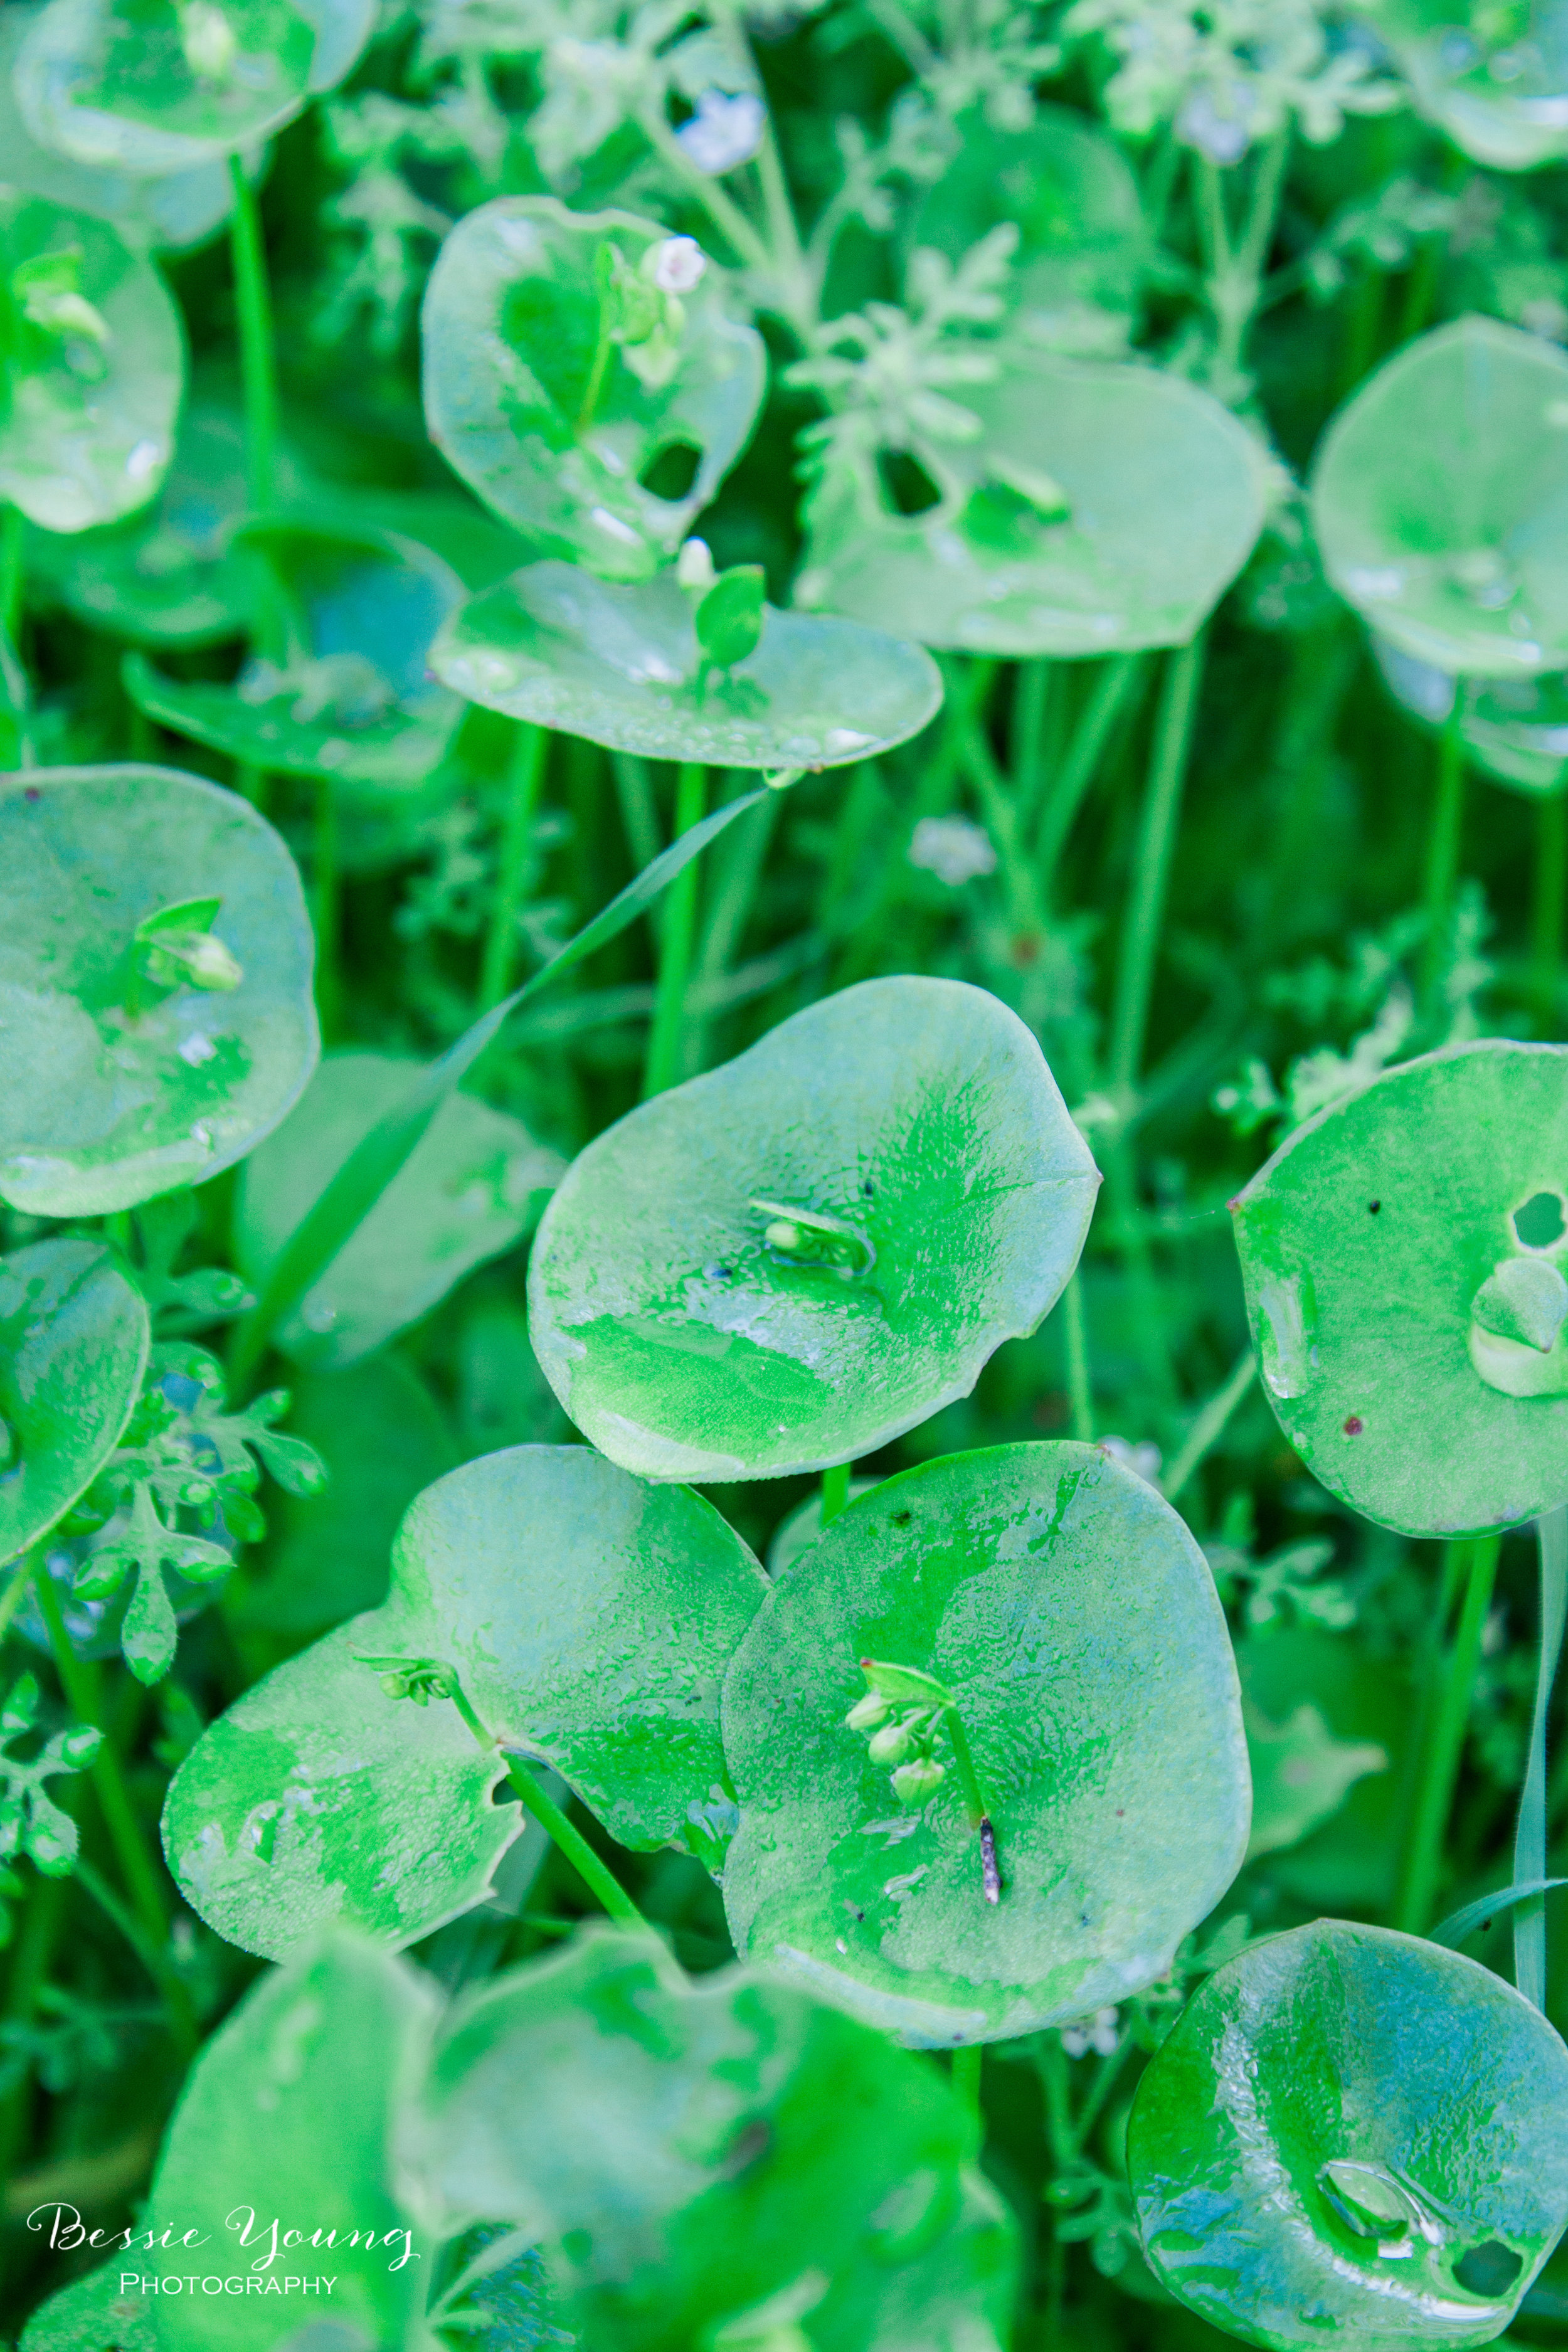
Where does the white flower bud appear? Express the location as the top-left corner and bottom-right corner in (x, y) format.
(651, 236), (707, 295)
(845, 1690), (889, 1732)
(677, 537), (717, 593)
(868, 1720), (914, 1766)
(891, 1756), (946, 1803)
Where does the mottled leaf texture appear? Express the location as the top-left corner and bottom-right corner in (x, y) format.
(0, 1239), (148, 1565)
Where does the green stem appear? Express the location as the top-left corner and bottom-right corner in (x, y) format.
(820, 1461), (850, 1528)
(1063, 1270), (1094, 1443)
(1514, 1507), (1567, 2008)
(945, 1706), (1000, 1904)
(74, 1856), (196, 2059)
(480, 724), (546, 1011)
(1421, 702), (1466, 1007)
(686, 783), (778, 1075)
(636, 109), (773, 280)
(1393, 1534), (1500, 1933)
(227, 156), (279, 514)
(0, 1551), (38, 1648)
(575, 318), (616, 438)
(31, 1562), (169, 1949)
(959, 710), (1044, 938)
(445, 1680), (649, 1932)
(1036, 655), (1145, 909)
(1011, 659), (1054, 825)
(1070, 2036), (1135, 2158)
(0, 500), (22, 647)
(1108, 634), (1208, 1097)
(0, 1875), (64, 2195)
(1533, 792), (1567, 1032)
(950, 2043), (983, 2121)
(313, 773), (339, 1042)
(642, 763), (707, 1098)
(1160, 1351), (1258, 1507)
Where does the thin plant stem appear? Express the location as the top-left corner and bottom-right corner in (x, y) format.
(0, 1552), (38, 1648)
(31, 1561), (169, 1949)
(950, 2043), (983, 2121)
(1036, 655), (1146, 908)
(0, 1875), (65, 2198)
(443, 1677), (649, 1932)
(313, 774), (339, 1042)
(74, 1856), (197, 2059)
(227, 156), (280, 515)
(1071, 2035), (1135, 2157)
(1514, 1507), (1567, 2008)
(1108, 633), (1208, 1098)
(753, 109), (808, 297)
(480, 723), (546, 1011)
(635, 109), (772, 280)
(612, 750), (662, 872)
(643, 762), (707, 1098)
(1532, 792), (1567, 1031)
(1160, 1351), (1258, 1507)
(686, 783), (778, 1075)
(959, 710), (1044, 938)
(820, 1461), (850, 1527)
(1394, 1534), (1501, 1932)
(1421, 702), (1466, 1005)
(1010, 658), (1054, 827)
(945, 1707), (1000, 1904)
(1062, 1271), (1094, 1443)
(0, 500), (22, 646)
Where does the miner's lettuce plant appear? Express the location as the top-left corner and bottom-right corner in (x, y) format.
(4, 0), (1568, 2349)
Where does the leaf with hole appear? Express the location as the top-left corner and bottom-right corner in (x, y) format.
(432, 559), (943, 768)
(0, 191), (183, 532)
(422, 196), (765, 583)
(0, 1240), (149, 1570)
(146, 1929), (433, 2348)
(15, 0), (373, 176)
(0, 765), (318, 1218)
(28, 402), (306, 646)
(1231, 1041), (1568, 1534)
(1129, 1919), (1568, 2350)
(124, 516), (467, 790)
(232, 1049), (564, 1368)
(1313, 318), (1568, 678)
(410, 1925), (1019, 2352)
(908, 105), (1146, 355)
(796, 351), (1266, 656)
(528, 976), (1098, 1481)
(1376, 0), (1568, 169)
(162, 1444), (767, 1957)
(720, 1441), (1249, 2045)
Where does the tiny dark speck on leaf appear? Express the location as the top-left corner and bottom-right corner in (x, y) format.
(891, 1509), (912, 1526)
(1343, 1415), (1364, 1436)
(1369, 1200), (1380, 1214)
(1115, 1808), (1125, 1818)
(23, 788), (40, 803)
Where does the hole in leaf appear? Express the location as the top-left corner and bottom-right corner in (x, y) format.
(1513, 1191), (1566, 1250)
(1454, 2242), (1524, 2297)
(639, 442), (701, 500)
(876, 448), (942, 517)
(490, 1781), (521, 1807)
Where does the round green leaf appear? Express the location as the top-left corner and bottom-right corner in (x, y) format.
(432, 559), (943, 768)
(1377, 0), (1568, 169)
(0, 4), (236, 252)
(721, 1441), (1250, 2046)
(28, 403), (305, 645)
(162, 1444), (767, 1957)
(413, 1927), (1018, 2352)
(1129, 1919), (1568, 2351)
(528, 976), (1098, 1481)
(14, 0), (369, 175)
(1312, 317), (1568, 679)
(0, 191), (183, 532)
(0, 1239), (149, 1566)
(909, 105), (1145, 354)
(421, 196), (765, 583)
(795, 352), (1266, 657)
(1231, 1040), (1568, 1535)
(0, 764), (319, 1218)
(146, 1929), (433, 2348)
(124, 516), (467, 789)
(233, 1049), (564, 1367)
(19, 2264), (159, 2351)
(1371, 633), (1568, 798)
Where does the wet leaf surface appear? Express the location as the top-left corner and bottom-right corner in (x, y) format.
(0, 1239), (149, 1568)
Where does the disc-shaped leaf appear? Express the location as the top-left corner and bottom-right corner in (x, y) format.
(1313, 317), (1568, 677)
(162, 1445), (767, 1957)
(421, 196), (765, 583)
(1128, 1919), (1568, 2351)
(1377, 0), (1568, 169)
(18, 2265), (159, 2351)
(1372, 633), (1568, 798)
(909, 105), (1145, 354)
(0, 1240), (148, 1567)
(0, 764), (319, 1218)
(1231, 1041), (1568, 1534)
(411, 1927), (1019, 2352)
(795, 352), (1266, 657)
(0, 192), (183, 532)
(147, 1930), (433, 2348)
(721, 1441), (1250, 2046)
(14, 0), (371, 175)
(528, 977), (1098, 1481)
(125, 516), (467, 788)
(233, 1050), (564, 1367)
(29, 404), (305, 645)
(432, 560), (943, 768)
(0, 4), (235, 252)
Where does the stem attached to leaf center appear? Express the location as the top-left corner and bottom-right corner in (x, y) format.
(944, 1707), (1000, 1905)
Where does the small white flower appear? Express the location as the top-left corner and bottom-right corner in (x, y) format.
(651, 236), (707, 295)
(1061, 2006), (1120, 2058)
(675, 90), (766, 176)
(677, 537), (716, 592)
(1099, 1434), (1162, 1486)
(908, 815), (997, 887)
